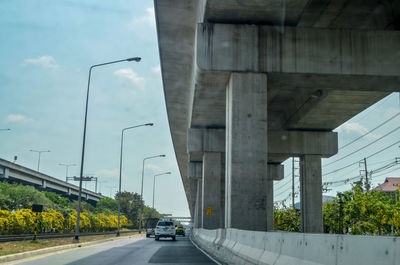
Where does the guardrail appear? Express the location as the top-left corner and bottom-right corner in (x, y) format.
(192, 228), (400, 265)
(0, 230), (139, 243)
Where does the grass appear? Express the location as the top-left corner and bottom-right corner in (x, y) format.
(0, 231), (140, 257)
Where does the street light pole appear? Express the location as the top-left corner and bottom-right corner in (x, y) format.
(152, 172), (171, 210)
(29, 150), (50, 172)
(138, 154), (166, 232)
(59, 163), (76, 182)
(0, 128), (11, 131)
(74, 56), (141, 243)
(116, 123), (153, 237)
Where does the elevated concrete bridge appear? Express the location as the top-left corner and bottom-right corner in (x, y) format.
(0, 158), (104, 203)
(154, 1), (399, 264)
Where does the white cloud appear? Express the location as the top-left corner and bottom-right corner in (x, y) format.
(95, 169), (119, 180)
(114, 68), (145, 90)
(145, 164), (163, 175)
(152, 65), (161, 75)
(337, 122), (379, 140)
(21, 56), (59, 69)
(133, 7), (155, 27)
(6, 114), (33, 123)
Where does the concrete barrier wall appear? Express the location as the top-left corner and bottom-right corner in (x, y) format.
(192, 228), (400, 265)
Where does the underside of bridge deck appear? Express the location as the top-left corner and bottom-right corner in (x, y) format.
(154, 0), (400, 233)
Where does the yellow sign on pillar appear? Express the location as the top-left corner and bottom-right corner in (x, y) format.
(206, 206), (212, 216)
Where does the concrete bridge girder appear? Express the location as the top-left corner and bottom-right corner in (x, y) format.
(192, 24), (399, 131)
(188, 128), (338, 162)
(197, 24), (400, 76)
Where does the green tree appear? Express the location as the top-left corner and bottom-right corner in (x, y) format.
(323, 185), (399, 235)
(115, 191), (143, 227)
(70, 200), (95, 213)
(0, 182), (53, 210)
(274, 205), (301, 232)
(95, 197), (118, 215)
(44, 191), (70, 210)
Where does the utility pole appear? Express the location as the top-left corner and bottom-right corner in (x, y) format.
(364, 158), (370, 192)
(292, 157), (295, 208)
(338, 193), (344, 234)
(94, 177), (98, 193)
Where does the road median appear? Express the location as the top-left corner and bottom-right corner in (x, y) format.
(0, 232), (143, 263)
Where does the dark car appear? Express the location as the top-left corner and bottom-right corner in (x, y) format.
(145, 218), (159, 238)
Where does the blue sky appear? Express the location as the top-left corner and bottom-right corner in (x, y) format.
(0, 0), (399, 213)
(0, 0), (189, 216)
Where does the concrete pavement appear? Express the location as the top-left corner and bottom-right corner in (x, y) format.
(7, 233), (216, 265)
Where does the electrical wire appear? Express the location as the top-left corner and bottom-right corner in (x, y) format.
(323, 139), (400, 177)
(345, 94), (395, 124)
(339, 112), (400, 150)
(325, 160), (400, 190)
(325, 125), (400, 167)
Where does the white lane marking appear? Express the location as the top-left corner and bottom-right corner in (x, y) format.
(189, 235), (222, 265)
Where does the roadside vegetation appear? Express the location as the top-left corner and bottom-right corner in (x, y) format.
(274, 183), (400, 236)
(0, 182), (163, 235)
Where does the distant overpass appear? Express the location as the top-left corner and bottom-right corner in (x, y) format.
(0, 158), (105, 203)
(169, 217), (193, 223)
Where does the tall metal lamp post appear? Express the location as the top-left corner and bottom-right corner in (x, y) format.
(29, 150), (50, 172)
(59, 163), (76, 182)
(152, 172), (171, 210)
(138, 154), (166, 232)
(74, 57), (141, 243)
(116, 123), (154, 237)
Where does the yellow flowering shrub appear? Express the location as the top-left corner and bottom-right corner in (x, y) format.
(0, 209), (11, 233)
(41, 209), (64, 232)
(0, 208), (128, 234)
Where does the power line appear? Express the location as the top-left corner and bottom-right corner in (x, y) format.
(339, 112), (400, 150)
(323, 139), (400, 177)
(275, 178), (299, 198)
(325, 125), (400, 167)
(323, 166), (358, 182)
(370, 165), (400, 179)
(274, 173), (292, 191)
(275, 179), (291, 192)
(368, 158), (396, 166)
(370, 159), (400, 175)
(347, 94), (395, 124)
(325, 159), (400, 189)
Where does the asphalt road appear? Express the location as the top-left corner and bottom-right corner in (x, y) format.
(9, 233), (217, 265)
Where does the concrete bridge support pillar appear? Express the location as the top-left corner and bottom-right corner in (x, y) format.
(300, 155), (323, 233)
(202, 152), (225, 229)
(188, 162), (202, 217)
(188, 129), (225, 229)
(189, 162), (203, 228)
(189, 178), (198, 217)
(195, 178), (203, 228)
(1, 168), (10, 179)
(42, 179), (47, 189)
(225, 72), (272, 231)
